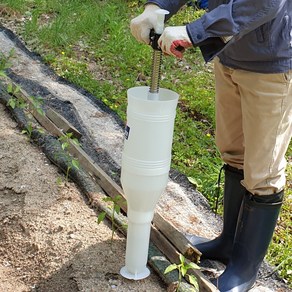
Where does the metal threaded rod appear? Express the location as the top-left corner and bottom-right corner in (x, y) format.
(149, 49), (162, 94)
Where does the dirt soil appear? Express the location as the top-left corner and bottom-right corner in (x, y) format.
(0, 102), (166, 292)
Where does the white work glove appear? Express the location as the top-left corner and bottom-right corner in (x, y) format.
(130, 4), (161, 44)
(159, 26), (193, 58)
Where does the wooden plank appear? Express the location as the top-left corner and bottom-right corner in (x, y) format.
(153, 212), (201, 263)
(151, 224), (180, 264)
(46, 107), (82, 139)
(188, 264), (219, 292)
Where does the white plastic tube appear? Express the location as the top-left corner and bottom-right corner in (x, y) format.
(120, 86), (178, 280)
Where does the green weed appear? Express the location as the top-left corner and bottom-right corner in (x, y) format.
(164, 253), (199, 292)
(0, 49), (15, 74)
(58, 132), (81, 181)
(21, 122), (33, 139)
(97, 195), (126, 248)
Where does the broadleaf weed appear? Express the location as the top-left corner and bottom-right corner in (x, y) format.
(164, 254), (199, 291)
(58, 132), (81, 181)
(97, 195), (126, 248)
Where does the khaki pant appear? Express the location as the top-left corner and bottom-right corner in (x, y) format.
(214, 58), (292, 195)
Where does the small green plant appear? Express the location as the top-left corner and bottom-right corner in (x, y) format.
(164, 254), (200, 292)
(3, 80), (46, 141)
(6, 84), (27, 110)
(21, 122), (44, 140)
(5, 80), (45, 117)
(67, 157), (80, 179)
(97, 195), (125, 247)
(0, 50), (24, 110)
(56, 176), (63, 186)
(7, 95), (26, 110)
(58, 132), (81, 180)
(21, 122), (33, 139)
(5, 82), (46, 141)
(28, 95), (45, 115)
(6, 82), (20, 94)
(59, 132), (80, 151)
(0, 49), (15, 77)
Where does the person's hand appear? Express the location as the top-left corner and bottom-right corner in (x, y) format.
(159, 26), (193, 58)
(130, 4), (161, 44)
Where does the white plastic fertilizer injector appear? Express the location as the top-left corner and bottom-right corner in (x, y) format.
(120, 9), (179, 280)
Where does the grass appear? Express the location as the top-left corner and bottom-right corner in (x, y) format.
(0, 0), (291, 285)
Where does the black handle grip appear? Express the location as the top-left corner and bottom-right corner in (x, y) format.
(150, 29), (185, 53)
(149, 29), (161, 51)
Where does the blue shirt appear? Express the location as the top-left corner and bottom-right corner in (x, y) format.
(147, 0), (292, 73)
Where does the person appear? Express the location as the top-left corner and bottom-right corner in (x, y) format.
(130, 1), (292, 291)
(187, 0), (209, 10)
